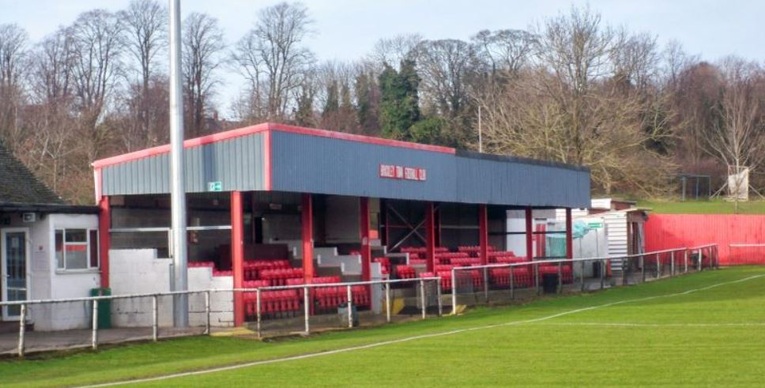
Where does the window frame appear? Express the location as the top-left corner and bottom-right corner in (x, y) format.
(55, 228), (99, 271)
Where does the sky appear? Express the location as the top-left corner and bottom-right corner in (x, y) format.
(1, 0), (764, 114)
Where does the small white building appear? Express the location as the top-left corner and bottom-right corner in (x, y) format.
(0, 144), (100, 331)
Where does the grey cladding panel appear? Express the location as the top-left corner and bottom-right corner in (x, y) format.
(455, 156), (590, 208)
(271, 132), (457, 202)
(101, 133), (266, 195)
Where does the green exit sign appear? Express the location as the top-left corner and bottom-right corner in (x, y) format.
(207, 181), (223, 192)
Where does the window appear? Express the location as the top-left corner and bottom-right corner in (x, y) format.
(56, 229), (99, 270)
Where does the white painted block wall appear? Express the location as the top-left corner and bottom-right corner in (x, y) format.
(110, 249), (234, 328)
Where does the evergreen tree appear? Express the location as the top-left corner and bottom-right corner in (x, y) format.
(322, 80), (339, 118)
(379, 59), (421, 140)
(355, 71), (380, 135)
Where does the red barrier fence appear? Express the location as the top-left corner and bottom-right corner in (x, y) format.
(645, 214), (765, 265)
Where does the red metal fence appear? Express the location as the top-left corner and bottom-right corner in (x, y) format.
(645, 214), (765, 266)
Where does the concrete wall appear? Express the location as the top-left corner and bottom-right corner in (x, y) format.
(110, 249), (234, 328)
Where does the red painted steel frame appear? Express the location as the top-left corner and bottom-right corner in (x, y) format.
(525, 207), (533, 260)
(98, 196), (111, 288)
(231, 191), (245, 326)
(565, 208), (573, 259)
(479, 204), (489, 265)
(302, 193), (315, 281)
(425, 202), (436, 272)
(360, 198), (372, 281)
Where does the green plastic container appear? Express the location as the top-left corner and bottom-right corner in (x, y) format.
(90, 288), (112, 329)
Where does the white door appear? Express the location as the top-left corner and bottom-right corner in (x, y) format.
(2, 229), (29, 320)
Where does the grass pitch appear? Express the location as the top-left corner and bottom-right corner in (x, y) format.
(4, 267), (765, 387)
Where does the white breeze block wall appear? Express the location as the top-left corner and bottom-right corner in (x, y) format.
(188, 266), (234, 327)
(110, 249), (234, 328)
(110, 249), (171, 327)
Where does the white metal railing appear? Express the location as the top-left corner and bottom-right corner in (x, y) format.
(232, 277), (442, 338)
(0, 245), (718, 357)
(0, 277), (441, 357)
(450, 245), (719, 311)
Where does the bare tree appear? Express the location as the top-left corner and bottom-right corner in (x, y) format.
(481, 5), (674, 195)
(368, 33), (423, 71)
(118, 0), (168, 149)
(232, 2), (314, 122)
(0, 24), (29, 149)
(472, 29), (536, 78)
(22, 28), (81, 199)
(704, 57), (765, 202)
(182, 12), (225, 138)
(69, 9), (125, 161)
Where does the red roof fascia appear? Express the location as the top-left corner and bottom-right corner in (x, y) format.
(91, 122), (455, 168)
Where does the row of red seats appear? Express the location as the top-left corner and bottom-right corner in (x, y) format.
(538, 264), (574, 283)
(489, 267), (533, 288)
(488, 250), (516, 257)
(450, 257), (482, 266)
(395, 265), (416, 279)
(457, 245), (497, 253)
(244, 289), (300, 318)
(260, 268), (304, 286)
(244, 259), (291, 281)
(314, 286), (370, 311)
(401, 247), (449, 254)
(494, 256), (529, 264)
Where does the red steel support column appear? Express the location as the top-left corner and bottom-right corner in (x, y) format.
(360, 197), (372, 281)
(231, 191), (245, 326)
(479, 204), (489, 265)
(302, 193), (314, 282)
(565, 208), (573, 259)
(425, 202), (436, 273)
(525, 207), (533, 260)
(98, 196), (111, 288)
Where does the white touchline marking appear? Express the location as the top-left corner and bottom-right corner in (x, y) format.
(537, 322), (765, 328)
(79, 274), (765, 388)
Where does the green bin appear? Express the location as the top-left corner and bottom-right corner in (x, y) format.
(90, 288), (112, 329)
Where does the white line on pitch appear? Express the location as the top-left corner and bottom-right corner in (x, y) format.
(536, 322), (765, 328)
(79, 274), (765, 388)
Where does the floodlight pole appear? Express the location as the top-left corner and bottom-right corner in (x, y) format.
(169, 0), (189, 327)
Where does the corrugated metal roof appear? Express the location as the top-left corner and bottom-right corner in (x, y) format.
(94, 123), (591, 208)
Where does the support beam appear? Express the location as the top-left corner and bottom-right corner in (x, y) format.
(98, 197), (111, 288)
(425, 202), (436, 272)
(231, 191), (245, 326)
(525, 207), (533, 260)
(360, 197), (372, 281)
(565, 208), (573, 259)
(302, 194), (314, 282)
(479, 204), (489, 265)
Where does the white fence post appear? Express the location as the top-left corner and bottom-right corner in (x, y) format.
(451, 269), (457, 315)
(91, 298), (99, 350)
(152, 295), (158, 341)
(420, 278), (426, 320)
(205, 291), (211, 336)
(346, 285), (353, 328)
(256, 288), (262, 339)
(483, 267), (489, 302)
(436, 279), (443, 317)
(304, 285), (310, 335)
(669, 252), (674, 276)
(18, 303), (26, 357)
(385, 282), (391, 323)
